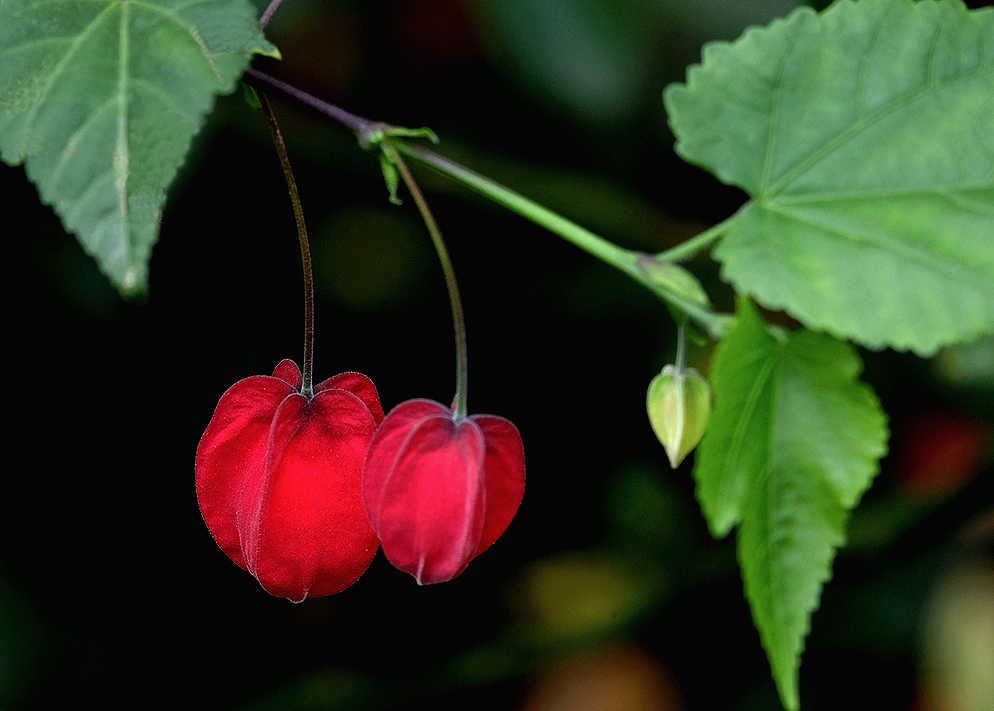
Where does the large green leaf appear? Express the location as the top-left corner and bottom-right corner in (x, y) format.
(693, 298), (888, 710)
(664, 0), (994, 355)
(0, 0), (278, 295)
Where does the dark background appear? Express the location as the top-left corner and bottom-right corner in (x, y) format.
(2, 1), (992, 709)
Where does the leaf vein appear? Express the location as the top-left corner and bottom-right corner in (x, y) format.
(130, 0), (231, 76)
(855, 10), (887, 120)
(46, 97), (116, 190)
(768, 202), (993, 291)
(769, 61), (994, 196)
(721, 351), (778, 531)
(771, 182), (994, 204)
(114, 0), (131, 261)
(11, 3), (116, 157)
(760, 32), (797, 194)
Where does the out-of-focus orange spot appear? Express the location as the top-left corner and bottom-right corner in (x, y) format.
(519, 644), (682, 711)
(916, 560), (994, 711)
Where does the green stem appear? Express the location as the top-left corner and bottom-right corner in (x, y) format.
(675, 322), (688, 372)
(259, 92), (316, 398)
(396, 142), (735, 339)
(383, 139), (469, 420)
(396, 143), (634, 271)
(655, 209), (743, 262)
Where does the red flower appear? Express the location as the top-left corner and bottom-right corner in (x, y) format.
(196, 359), (384, 601)
(362, 399), (525, 585)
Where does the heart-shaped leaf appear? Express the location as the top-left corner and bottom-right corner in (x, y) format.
(0, 0), (279, 295)
(665, 0), (994, 355)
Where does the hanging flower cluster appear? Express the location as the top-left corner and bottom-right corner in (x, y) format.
(195, 106), (524, 600)
(196, 368), (525, 600)
(196, 367), (525, 599)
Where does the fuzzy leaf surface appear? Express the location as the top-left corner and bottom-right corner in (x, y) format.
(665, 0), (994, 355)
(0, 0), (278, 295)
(693, 299), (888, 709)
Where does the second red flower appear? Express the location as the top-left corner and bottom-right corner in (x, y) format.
(362, 399), (525, 585)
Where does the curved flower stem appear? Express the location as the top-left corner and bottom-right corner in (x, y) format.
(382, 139), (469, 421)
(243, 70), (735, 339)
(258, 92), (316, 398)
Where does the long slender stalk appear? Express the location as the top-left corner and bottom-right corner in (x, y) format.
(381, 139), (470, 420)
(258, 92), (316, 398)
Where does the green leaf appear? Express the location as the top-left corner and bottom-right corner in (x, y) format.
(0, 0), (279, 296)
(693, 298), (888, 710)
(664, 0), (994, 355)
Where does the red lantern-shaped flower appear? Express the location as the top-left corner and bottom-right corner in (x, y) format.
(196, 359), (384, 602)
(362, 398), (525, 585)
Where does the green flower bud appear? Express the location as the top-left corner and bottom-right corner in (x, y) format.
(647, 365), (712, 468)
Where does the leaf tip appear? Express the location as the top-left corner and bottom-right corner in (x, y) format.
(252, 44), (282, 60)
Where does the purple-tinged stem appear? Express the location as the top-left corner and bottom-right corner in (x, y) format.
(258, 92), (316, 398)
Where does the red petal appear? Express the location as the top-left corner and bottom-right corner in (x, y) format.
(363, 400), (488, 584)
(362, 399), (452, 534)
(272, 359), (302, 389)
(471, 415), (526, 557)
(251, 389), (380, 600)
(196, 373), (296, 571)
(317, 371), (386, 425)
(197, 363), (382, 601)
